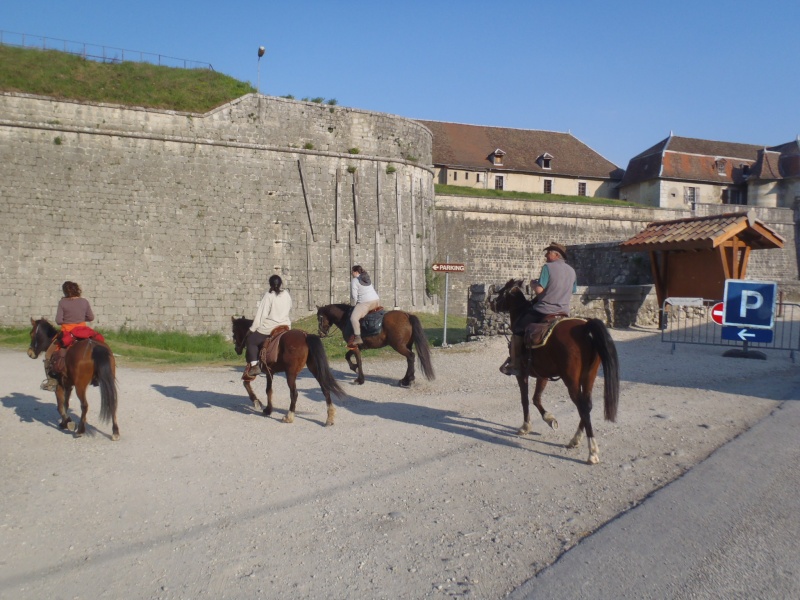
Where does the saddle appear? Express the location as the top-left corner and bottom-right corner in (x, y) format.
(258, 325), (293, 369)
(523, 314), (572, 349)
(343, 306), (385, 339)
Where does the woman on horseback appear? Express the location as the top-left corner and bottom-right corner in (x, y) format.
(349, 265), (380, 347)
(244, 274), (292, 380)
(41, 281), (96, 391)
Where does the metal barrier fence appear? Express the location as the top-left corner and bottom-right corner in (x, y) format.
(661, 298), (800, 362)
(0, 30), (213, 70)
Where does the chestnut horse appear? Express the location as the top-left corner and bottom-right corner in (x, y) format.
(27, 318), (119, 440)
(231, 317), (344, 426)
(490, 280), (619, 464)
(316, 304), (435, 387)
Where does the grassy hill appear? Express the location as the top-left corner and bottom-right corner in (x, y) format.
(0, 44), (255, 113)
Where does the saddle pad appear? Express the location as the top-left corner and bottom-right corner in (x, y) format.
(343, 308), (385, 339)
(60, 326), (105, 347)
(524, 317), (586, 349)
(258, 326), (294, 367)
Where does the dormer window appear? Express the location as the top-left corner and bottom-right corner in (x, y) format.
(538, 152), (553, 170)
(715, 159), (727, 176)
(741, 164), (750, 176)
(490, 148), (505, 166)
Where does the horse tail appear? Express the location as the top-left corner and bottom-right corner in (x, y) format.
(409, 314), (435, 381)
(306, 334), (346, 400)
(586, 318), (619, 422)
(92, 344), (118, 424)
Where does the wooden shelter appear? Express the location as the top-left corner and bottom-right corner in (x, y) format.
(620, 211), (784, 310)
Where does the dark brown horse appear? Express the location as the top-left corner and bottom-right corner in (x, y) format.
(316, 304), (435, 387)
(231, 317), (345, 426)
(27, 318), (119, 440)
(490, 279), (619, 464)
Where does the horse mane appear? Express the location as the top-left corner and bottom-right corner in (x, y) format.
(37, 318), (58, 338)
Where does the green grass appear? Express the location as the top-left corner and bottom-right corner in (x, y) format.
(0, 45), (255, 113)
(435, 183), (637, 206)
(0, 311), (467, 369)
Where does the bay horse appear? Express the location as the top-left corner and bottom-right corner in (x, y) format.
(27, 318), (120, 441)
(490, 279), (619, 464)
(316, 304), (435, 387)
(231, 317), (345, 426)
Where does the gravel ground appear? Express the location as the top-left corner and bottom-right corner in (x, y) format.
(0, 327), (797, 599)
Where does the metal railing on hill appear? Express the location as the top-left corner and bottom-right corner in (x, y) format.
(0, 30), (213, 71)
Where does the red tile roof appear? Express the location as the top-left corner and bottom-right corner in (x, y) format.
(620, 211), (785, 252)
(415, 120), (622, 180)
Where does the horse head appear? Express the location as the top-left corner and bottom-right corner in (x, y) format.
(316, 306), (332, 338)
(28, 317), (56, 359)
(490, 279), (527, 314)
(230, 316), (253, 356)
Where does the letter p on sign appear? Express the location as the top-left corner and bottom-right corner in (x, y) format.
(740, 290), (763, 317)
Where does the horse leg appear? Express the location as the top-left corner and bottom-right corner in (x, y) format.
(531, 378), (558, 430)
(398, 343), (415, 388)
(73, 381), (90, 437)
(347, 349), (365, 385)
(55, 384), (74, 431)
(263, 373), (274, 417)
(242, 379), (264, 412)
(282, 371), (297, 423)
(305, 358), (335, 427)
(515, 374), (532, 435)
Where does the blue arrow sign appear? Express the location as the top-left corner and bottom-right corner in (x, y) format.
(721, 326), (774, 343)
(722, 280), (777, 330)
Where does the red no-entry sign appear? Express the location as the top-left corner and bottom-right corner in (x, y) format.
(710, 302), (724, 325)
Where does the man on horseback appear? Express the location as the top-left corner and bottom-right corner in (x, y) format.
(348, 265), (380, 348)
(41, 281), (97, 391)
(243, 274), (292, 381)
(499, 242), (577, 377)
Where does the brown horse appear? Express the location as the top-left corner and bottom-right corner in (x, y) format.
(490, 279), (619, 464)
(27, 318), (120, 440)
(231, 317), (345, 426)
(316, 304), (435, 387)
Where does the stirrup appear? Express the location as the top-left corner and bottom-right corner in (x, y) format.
(40, 378), (58, 391)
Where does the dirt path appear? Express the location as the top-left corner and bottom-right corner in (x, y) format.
(1, 328), (797, 599)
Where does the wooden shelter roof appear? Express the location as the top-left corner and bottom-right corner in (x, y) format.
(619, 211), (784, 253)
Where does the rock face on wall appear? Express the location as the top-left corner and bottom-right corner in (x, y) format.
(0, 93), (436, 333)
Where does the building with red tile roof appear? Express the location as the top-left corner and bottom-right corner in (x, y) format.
(416, 120), (623, 199)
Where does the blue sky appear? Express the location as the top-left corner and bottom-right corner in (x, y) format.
(3, 0), (799, 167)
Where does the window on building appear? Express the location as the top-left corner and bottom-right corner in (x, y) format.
(539, 153), (553, 170)
(715, 159), (726, 176)
(684, 186), (698, 205)
(544, 179), (552, 194)
(742, 164), (751, 176)
(495, 176), (504, 190)
(491, 149), (505, 166)
(578, 182), (587, 196)
(453, 172), (457, 181)
(542, 158), (552, 169)
(476, 173), (481, 183)
(465, 172), (469, 180)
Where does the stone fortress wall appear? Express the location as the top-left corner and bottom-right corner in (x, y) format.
(0, 92), (437, 334)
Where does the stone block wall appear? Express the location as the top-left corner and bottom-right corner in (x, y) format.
(0, 93), (436, 334)
(435, 195), (799, 316)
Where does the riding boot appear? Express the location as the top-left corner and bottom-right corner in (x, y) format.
(499, 336), (524, 376)
(41, 358), (58, 391)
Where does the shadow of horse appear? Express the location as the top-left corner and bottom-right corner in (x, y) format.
(339, 391), (586, 464)
(1, 392), (62, 430)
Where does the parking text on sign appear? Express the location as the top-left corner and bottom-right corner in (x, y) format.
(431, 263), (466, 273)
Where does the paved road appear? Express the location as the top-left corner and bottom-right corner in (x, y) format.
(510, 380), (800, 600)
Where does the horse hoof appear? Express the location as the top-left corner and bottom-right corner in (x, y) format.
(587, 455), (599, 465)
(66, 421), (76, 432)
(399, 380), (411, 388)
(282, 412), (295, 424)
(517, 423), (532, 435)
(111, 433), (120, 441)
(325, 420), (335, 427)
(350, 379), (364, 386)
(543, 413), (559, 430)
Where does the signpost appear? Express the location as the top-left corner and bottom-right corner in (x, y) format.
(719, 280), (777, 358)
(434, 259), (466, 347)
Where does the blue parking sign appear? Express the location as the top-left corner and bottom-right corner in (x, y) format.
(722, 280), (777, 330)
